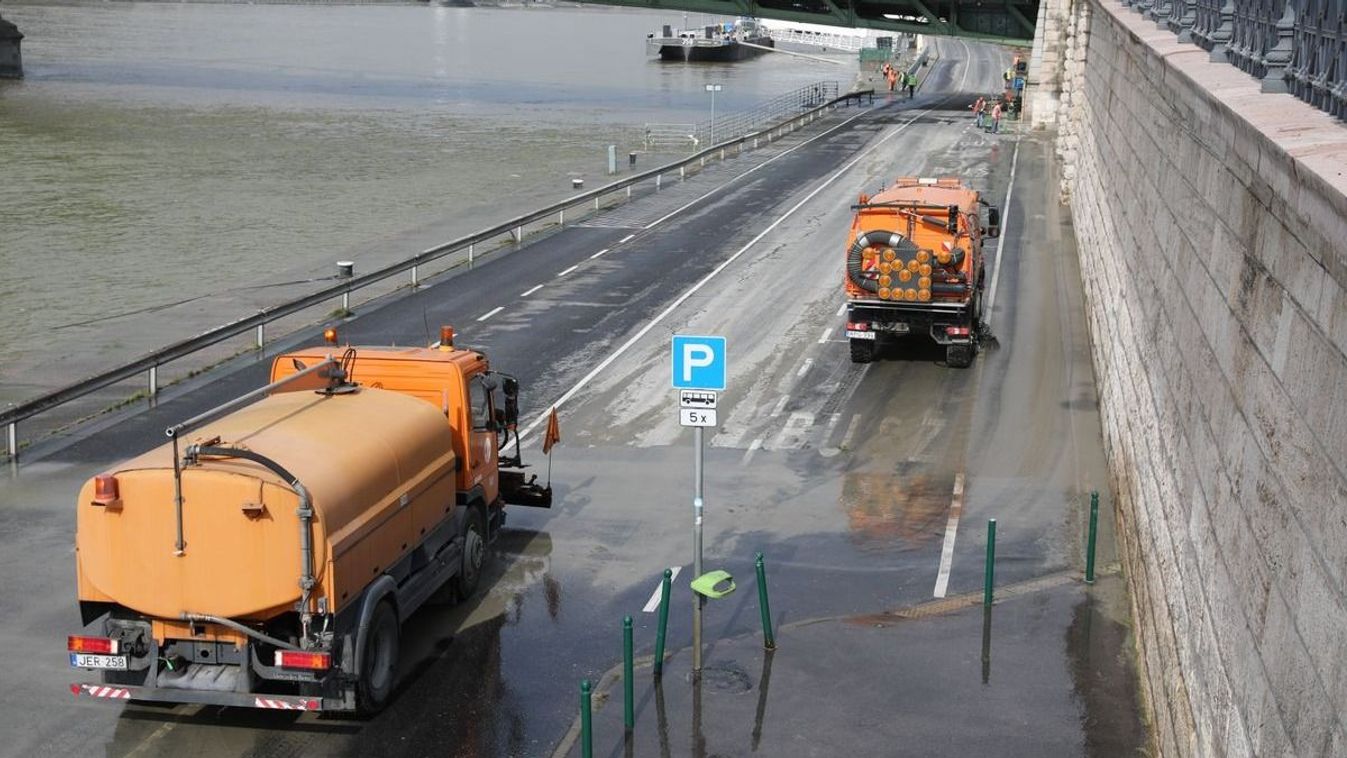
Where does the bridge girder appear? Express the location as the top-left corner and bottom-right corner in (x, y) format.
(587, 0), (1037, 45)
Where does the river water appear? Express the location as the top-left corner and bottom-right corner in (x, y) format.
(0, 2), (857, 411)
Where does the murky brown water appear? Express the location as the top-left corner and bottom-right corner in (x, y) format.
(0, 2), (856, 406)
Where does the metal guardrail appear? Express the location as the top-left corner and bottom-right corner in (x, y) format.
(693, 81), (840, 145)
(1137, 0), (1346, 118)
(2, 87), (876, 460)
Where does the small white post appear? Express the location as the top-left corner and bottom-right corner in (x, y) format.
(148, 365), (158, 397)
(256, 323), (265, 349)
(5, 422), (15, 461)
(469, 243), (475, 264)
(411, 264), (419, 288)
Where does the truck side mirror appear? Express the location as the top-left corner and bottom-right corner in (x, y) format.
(985, 206), (1001, 238)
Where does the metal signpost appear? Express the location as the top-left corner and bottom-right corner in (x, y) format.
(672, 335), (726, 675)
(705, 84), (722, 145)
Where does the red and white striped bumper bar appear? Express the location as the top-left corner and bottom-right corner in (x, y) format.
(70, 682), (323, 712)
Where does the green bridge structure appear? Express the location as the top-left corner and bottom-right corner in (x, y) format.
(582, 0), (1039, 44)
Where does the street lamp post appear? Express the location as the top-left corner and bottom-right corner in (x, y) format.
(705, 83), (722, 145)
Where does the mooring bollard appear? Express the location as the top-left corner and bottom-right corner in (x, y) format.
(1085, 491), (1099, 584)
(623, 616), (634, 731)
(755, 553), (775, 650)
(984, 518), (997, 606)
(654, 568), (671, 677)
(580, 679), (593, 758)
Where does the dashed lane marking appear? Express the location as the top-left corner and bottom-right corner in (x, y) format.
(521, 284), (544, 297)
(817, 326), (832, 344)
(796, 358), (814, 378)
(836, 303), (847, 317)
(619, 234), (635, 243)
(557, 265), (579, 277)
(932, 472), (965, 598)
(477, 306), (504, 322)
(741, 437), (763, 466)
(642, 566), (681, 612)
(590, 248), (609, 259)
(770, 396), (790, 417)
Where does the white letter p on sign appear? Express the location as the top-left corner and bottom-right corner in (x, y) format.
(682, 344), (714, 383)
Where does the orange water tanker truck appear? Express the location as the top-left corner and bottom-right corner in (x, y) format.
(843, 176), (1000, 367)
(68, 327), (551, 713)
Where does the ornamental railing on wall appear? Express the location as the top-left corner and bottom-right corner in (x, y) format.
(1125, 0), (1347, 119)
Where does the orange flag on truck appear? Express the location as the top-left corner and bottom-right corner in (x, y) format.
(543, 407), (561, 455)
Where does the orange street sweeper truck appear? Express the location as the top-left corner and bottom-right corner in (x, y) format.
(843, 176), (1000, 367)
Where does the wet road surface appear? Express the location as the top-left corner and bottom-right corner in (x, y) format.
(0, 39), (1147, 757)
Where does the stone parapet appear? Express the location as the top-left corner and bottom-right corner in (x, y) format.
(1060, 0), (1347, 754)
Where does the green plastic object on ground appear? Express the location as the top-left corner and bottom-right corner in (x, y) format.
(691, 570), (736, 599)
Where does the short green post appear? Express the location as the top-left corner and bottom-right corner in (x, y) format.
(983, 519), (997, 606)
(580, 679), (593, 758)
(653, 568), (671, 677)
(755, 553), (776, 650)
(623, 615), (634, 731)
(1085, 491), (1099, 584)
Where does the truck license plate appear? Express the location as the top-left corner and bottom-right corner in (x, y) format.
(846, 330), (876, 340)
(70, 653), (128, 670)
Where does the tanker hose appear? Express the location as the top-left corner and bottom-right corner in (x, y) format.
(189, 445), (318, 646)
(847, 230), (917, 293)
(181, 613), (301, 652)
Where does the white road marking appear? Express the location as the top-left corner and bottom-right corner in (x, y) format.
(517, 52), (975, 444)
(770, 396), (790, 417)
(521, 284), (544, 297)
(983, 137), (1022, 333)
(590, 248), (610, 259)
(557, 265), (579, 277)
(817, 327), (832, 344)
(839, 413), (862, 450)
(932, 473), (966, 598)
(796, 359), (814, 378)
(477, 306), (504, 322)
(836, 303), (847, 317)
(741, 437), (763, 466)
(642, 566), (682, 612)
(619, 234), (635, 243)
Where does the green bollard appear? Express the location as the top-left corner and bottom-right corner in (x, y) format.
(653, 568), (671, 678)
(755, 553), (776, 650)
(580, 679), (593, 758)
(623, 615), (634, 731)
(983, 519), (997, 606)
(1085, 491), (1099, 584)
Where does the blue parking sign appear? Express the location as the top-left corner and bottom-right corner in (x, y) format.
(672, 336), (726, 391)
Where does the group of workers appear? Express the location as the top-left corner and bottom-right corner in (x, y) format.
(968, 55), (1027, 134)
(969, 96), (1004, 133)
(879, 62), (917, 99)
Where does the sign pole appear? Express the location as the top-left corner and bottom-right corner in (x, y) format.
(692, 425), (706, 674)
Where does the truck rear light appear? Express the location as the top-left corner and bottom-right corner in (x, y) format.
(846, 321), (869, 331)
(275, 651), (331, 670)
(946, 326), (972, 337)
(91, 474), (121, 508)
(68, 635), (119, 655)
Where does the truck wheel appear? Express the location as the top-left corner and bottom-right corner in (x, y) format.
(947, 344), (974, 369)
(452, 506), (487, 601)
(850, 339), (875, 364)
(356, 601), (399, 714)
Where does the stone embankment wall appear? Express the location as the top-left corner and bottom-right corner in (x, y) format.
(1049, 0), (1347, 755)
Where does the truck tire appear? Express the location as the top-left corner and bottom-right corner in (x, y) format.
(947, 343), (974, 369)
(452, 506), (487, 601)
(356, 600), (399, 714)
(850, 339), (875, 364)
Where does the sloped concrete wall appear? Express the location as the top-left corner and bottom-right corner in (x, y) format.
(1059, 1), (1347, 755)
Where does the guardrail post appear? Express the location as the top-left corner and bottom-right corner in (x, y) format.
(720, 148), (725, 160)
(6, 421), (17, 460)
(559, 209), (564, 227)
(469, 243), (475, 265)
(514, 226), (522, 244)
(984, 519), (997, 606)
(594, 196), (600, 210)
(1086, 491), (1099, 584)
(255, 324), (265, 349)
(656, 174), (661, 191)
(626, 186), (631, 199)
(680, 166), (685, 179)
(147, 366), (158, 398)
(342, 290), (350, 314)
(411, 263), (419, 288)
(623, 615), (634, 731)
(580, 679), (593, 758)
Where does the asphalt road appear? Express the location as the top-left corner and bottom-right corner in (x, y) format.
(0, 38), (1145, 757)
